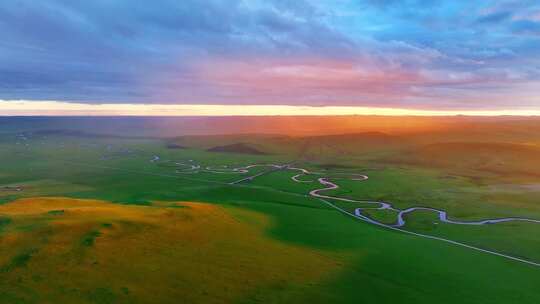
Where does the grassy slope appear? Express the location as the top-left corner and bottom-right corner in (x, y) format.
(1, 197), (539, 304)
(387, 142), (540, 180)
(0, 197), (340, 304)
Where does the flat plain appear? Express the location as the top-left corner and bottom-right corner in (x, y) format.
(1, 116), (539, 303)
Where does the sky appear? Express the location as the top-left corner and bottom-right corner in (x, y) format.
(1, 0), (540, 115)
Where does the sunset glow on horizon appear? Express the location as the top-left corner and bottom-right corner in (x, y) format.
(2, 100), (540, 117)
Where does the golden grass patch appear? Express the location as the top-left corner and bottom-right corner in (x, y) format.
(0, 197), (340, 303)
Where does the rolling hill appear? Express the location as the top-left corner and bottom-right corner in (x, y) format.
(388, 142), (540, 179)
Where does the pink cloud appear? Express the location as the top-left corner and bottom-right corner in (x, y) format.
(194, 57), (424, 103)
(189, 55), (525, 107)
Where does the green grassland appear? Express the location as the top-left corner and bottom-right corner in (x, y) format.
(1, 123), (540, 303)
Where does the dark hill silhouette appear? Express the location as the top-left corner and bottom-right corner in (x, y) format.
(207, 143), (266, 155)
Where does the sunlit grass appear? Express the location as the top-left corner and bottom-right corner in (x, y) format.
(0, 197), (340, 303)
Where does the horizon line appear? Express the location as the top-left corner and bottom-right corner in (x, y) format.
(2, 100), (540, 117)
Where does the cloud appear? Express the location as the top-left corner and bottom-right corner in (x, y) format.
(0, 0), (539, 110)
(476, 11), (512, 24)
(511, 20), (540, 35)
